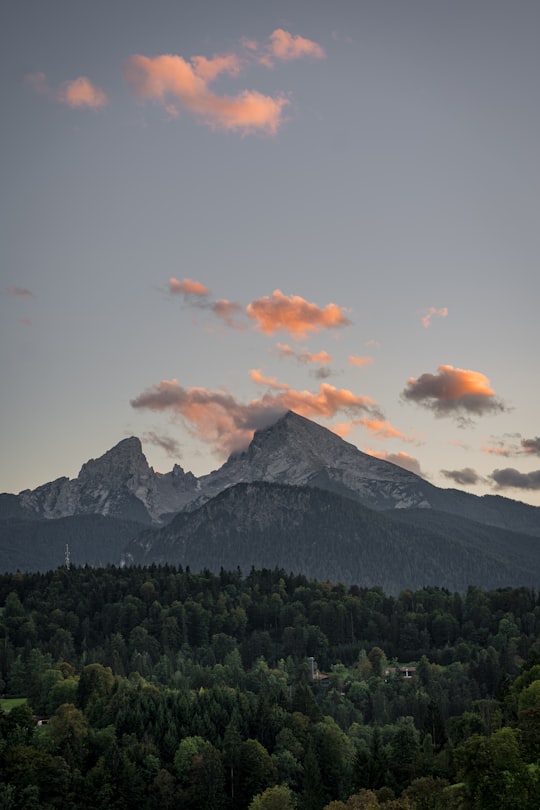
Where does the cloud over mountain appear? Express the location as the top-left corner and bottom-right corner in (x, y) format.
(490, 468), (540, 491)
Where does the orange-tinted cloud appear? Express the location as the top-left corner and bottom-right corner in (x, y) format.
(125, 52), (288, 135)
(266, 29), (326, 63)
(349, 355), (373, 368)
(401, 364), (506, 419)
(169, 277), (210, 296)
(26, 72), (107, 109)
(366, 450), (424, 476)
(124, 29), (324, 135)
(329, 422), (352, 438)
(191, 53), (242, 82)
(247, 289), (351, 338)
(131, 377), (382, 457)
(276, 343), (332, 365)
(421, 306), (448, 328)
(357, 417), (420, 444)
(250, 369), (290, 391)
(59, 77), (108, 108)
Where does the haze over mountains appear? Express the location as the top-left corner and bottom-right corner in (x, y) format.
(1, 412), (539, 593)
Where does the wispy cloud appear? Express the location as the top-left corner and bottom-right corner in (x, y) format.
(249, 369), (290, 390)
(131, 376), (382, 458)
(441, 467), (485, 486)
(276, 343), (332, 365)
(169, 277), (210, 297)
(26, 72), (107, 109)
(141, 431), (182, 458)
(212, 299), (245, 329)
(481, 434), (540, 458)
(349, 355), (373, 368)
(246, 289), (351, 337)
(490, 468), (540, 491)
(8, 285), (33, 297)
(421, 306), (448, 328)
(356, 417), (419, 443)
(401, 364), (507, 421)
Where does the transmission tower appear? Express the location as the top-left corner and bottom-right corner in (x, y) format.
(64, 543), (70, 570)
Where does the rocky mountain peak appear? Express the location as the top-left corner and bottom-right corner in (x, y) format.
(78, 437), (149, 483)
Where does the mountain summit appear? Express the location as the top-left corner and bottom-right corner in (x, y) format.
(195, 410), (436, 510)
(16, 436), (197, 524)
(2, 411), (539, 587)
(6, 411), (540, 533)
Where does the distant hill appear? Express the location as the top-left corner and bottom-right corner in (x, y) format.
(124, 481), (540, 595)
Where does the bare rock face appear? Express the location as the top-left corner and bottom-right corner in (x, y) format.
(193, 411), (436, 511)
(18, 437), (198, 525)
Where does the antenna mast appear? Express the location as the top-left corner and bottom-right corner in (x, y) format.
(64, 543), (70, 570)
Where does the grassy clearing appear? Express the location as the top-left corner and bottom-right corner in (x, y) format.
(0, 697), (27, 712)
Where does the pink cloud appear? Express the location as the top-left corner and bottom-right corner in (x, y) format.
(421, 306), (448, 328)
(125, 52), (288, 135)
(265, 29), (326, 63)
(250, 369), (290, 391)
(246, 289), (351, 337)
(26, 72), (107, 108)
(191, 53), (242, 82)
(58, 77), (108, 109)
(169, 277), (210, 296)
(349, 355), (373, 368)
(356, 417), (419, 443)
(124, 29), (325, 135)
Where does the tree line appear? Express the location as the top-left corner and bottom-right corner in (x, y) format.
(1, 564), (540, 808)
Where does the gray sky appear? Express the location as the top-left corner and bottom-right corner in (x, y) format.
(2, 0), (540, 505)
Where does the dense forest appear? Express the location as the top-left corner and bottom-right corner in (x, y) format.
(1, 564), (540, 809)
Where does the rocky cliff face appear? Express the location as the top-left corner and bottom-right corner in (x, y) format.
(18, 437), (198, 524)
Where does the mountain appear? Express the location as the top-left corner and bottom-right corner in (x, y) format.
(6, 412), (540, 534)
(13, 437), (198, 525)
(1, 411), (539, 587)
(192, 412), (540, 535)
(123, 480), (540, 595)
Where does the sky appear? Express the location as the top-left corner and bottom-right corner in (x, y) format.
(2, 0), (540, 507)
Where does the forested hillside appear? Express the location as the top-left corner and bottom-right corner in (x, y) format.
(1, 565), (540, 809)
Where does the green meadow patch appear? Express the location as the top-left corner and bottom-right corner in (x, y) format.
(0, 697), (27, 712)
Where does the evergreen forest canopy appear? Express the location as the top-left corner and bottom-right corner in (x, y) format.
(2, 564), (540, 809)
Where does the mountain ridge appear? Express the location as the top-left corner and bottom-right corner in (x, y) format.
(1, 411), (539, 590)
